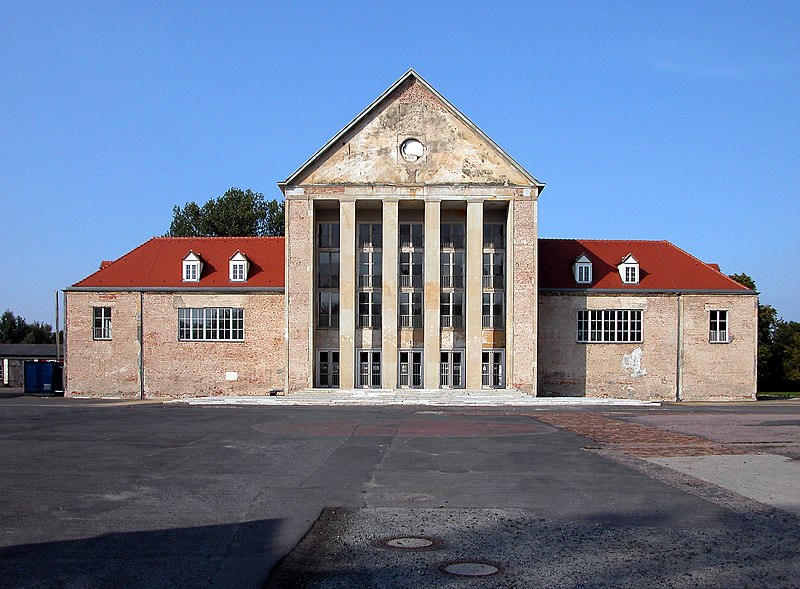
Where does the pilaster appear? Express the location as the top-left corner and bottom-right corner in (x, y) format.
(423, 200), (441, 388)
(465, 200), (484, 389)
(381, 200), (399, 389)
(339, 199), (356, 389)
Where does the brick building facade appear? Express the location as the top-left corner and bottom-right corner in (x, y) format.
(64, 70), (757, 401)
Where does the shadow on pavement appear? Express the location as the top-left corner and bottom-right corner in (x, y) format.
(0, 518), (285, 588)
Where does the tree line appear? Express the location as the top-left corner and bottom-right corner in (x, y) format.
(0, 310), (60, 344)
(730, 274), (800, 392)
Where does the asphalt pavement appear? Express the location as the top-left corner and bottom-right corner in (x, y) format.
(0, 394), (798, 588)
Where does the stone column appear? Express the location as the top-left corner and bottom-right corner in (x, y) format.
(510, 195), (538, 394)
(465, 199), (484, 389)
(423, 199), (441, 389)
(381, 200), (399, 389)
(285, 195), (314, 393)
(339, 199), (356, 389)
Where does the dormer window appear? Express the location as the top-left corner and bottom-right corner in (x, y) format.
(229, 251), (249, 282)
(618, 254), (640, 284)
(573, 254), (593, 284)
(182, 251), (203, 282)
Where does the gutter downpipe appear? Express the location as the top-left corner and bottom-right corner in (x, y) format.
(676, 293), (684, 402)
(138, 291), (144, 400)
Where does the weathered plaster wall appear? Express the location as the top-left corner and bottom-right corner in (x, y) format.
(65, 291), (142, 398)
(295, 79), (532, 187)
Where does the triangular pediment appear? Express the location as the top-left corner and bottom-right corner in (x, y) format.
(281, 70), (542, 188)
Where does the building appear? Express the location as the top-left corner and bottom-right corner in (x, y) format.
(0, 344), (58, 388)
(64, 70), (757, 401)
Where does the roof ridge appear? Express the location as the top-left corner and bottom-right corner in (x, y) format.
(539, 237), (669, 243)
(153, 236), (285, 240)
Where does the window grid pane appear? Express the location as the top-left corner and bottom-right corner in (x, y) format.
(577, 310), (643, 343)
(178, 308), (244, 341)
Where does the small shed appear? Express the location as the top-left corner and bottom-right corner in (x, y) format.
(0, 344), (58, 388)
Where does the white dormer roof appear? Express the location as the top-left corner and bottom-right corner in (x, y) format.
(573, 254), (593, 284)
(182, 251), (203, 282)
(618, 253), (640, 284)
(229, 251), (250, 282)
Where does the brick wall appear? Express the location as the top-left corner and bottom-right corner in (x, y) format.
(65, 291), (141, 398)
(538, 292), (756, 401)
(65, 291), (285, 398)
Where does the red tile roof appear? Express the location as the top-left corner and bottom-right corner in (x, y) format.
(72, 237), (285, 288)
(538, 239), (751, 291)
(72, 236), (749, 293)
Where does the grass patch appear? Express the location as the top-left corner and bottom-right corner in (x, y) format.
(757, 391), (800, 400)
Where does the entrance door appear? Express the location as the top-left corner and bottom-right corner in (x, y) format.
(358, 350), (381, 388)
(398, 350), (423, 388)
(440, 351), (464, 388)
(481, 350), (505, 389)
(317, 350), (340, 388)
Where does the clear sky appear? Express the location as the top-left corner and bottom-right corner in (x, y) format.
(1, 1), (798, 325)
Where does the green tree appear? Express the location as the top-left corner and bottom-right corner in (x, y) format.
(0, 310), (57, 344)
(168, 188), (285, 237)
(0, 310), (27, 343)
(773, 321), (800, 388)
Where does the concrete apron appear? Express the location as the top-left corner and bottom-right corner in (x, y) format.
(174, 390), (661, 407)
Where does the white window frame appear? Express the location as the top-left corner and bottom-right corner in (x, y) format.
(358, 250), (382, 287)
(440, 251), (464, 288)
(483, 223), (505, 249)
(229, 252), (249, 282)
(577, 309), (643, 343)
(93, 306), (112, 340)
(482, 251), (505, 289)
(709, 310), (729, 343)
(482, 292), (505, 329)
(183, 261), (200, 282)
(178, 307), (244, 341)
(440, 223), (465, 249)
(399, 223), (424, 249)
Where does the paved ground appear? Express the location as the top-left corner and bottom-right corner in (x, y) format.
(0, 392), (798, 588)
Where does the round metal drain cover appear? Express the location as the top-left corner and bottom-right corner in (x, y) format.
(440, 561), (502, 577)
(375, 535), (445, 551)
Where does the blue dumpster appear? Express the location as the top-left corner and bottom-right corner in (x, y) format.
(24, 361), (63, 395)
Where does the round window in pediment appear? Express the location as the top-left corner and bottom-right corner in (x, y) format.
(400, 138), (425, 162)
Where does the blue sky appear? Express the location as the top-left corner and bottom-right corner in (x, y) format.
(1, 1), (798, 324)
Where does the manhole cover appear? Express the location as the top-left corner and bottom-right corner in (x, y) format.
(439, 561), (502, 577)
(374, 535), (445, 551)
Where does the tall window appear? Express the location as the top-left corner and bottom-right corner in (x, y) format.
(399, 251), (424, 288)
(318, 223), (340, 249)
(441, 223), (465, 249)
(577, 309), (643, 343)
(400, 223), (424, 248)
(400, 292), (423, 327)
(358, 251), (382, 287)
(482, 292), (505, 328)
(440, 292), (464, 328)
(709, 310), (729, 343)
(318, 251), (340, 288)
(482, 252), (505, 288)
(358, 223), (382, 248)
(576, 263), (592, 284)
(318, 291), (340, 328)
(358, 292), (381, 327)
(483, 223), (505, 249)
(178, 308), (244, 341)
(441, 251), (464, 288)
(93, 307), (112, 340)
